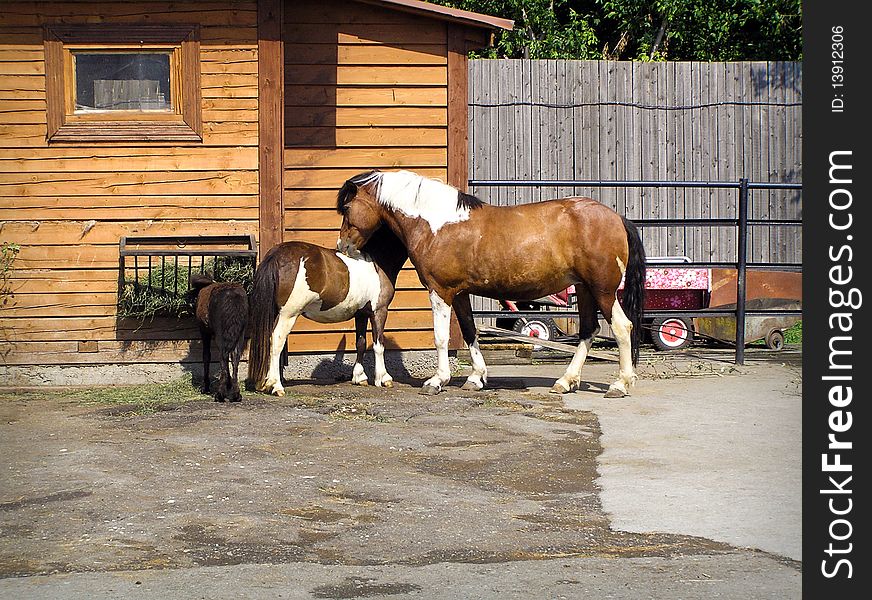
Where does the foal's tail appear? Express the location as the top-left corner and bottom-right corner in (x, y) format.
(247, 247), (282, 388)
(621, 217), (647, 365)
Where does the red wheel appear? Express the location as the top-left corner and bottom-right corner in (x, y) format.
(651, 316), (694, 351)
(512, 318), (560, 349)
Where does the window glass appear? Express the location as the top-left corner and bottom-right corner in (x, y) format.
(74, 52), (172, 112)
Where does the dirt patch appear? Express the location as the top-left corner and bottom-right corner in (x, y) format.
(312, 576), (423, 599)
(0, 370), (783, 578)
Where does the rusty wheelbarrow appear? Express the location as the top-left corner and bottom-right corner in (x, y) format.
(695, 298), (801, 350)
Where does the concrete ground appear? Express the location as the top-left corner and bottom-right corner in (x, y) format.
(0, 347), (801, 599)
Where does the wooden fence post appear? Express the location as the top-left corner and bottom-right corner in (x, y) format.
(258, 0), (284, 259)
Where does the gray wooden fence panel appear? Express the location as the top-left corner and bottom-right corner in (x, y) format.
(468, 59), (802, 267)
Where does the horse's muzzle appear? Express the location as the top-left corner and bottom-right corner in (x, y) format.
(336, 237), (362, 259)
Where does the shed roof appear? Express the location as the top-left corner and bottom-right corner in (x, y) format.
(353, 0), (514, 31)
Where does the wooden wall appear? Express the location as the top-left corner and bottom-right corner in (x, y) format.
(0, 1), (260, 366)
(281, 0), (449, 353)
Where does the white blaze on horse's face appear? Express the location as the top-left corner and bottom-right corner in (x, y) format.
(374, 170), (471, 234)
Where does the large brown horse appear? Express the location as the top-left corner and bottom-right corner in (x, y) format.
(337, 170), (646, 398)
(248, 229), (407, 396)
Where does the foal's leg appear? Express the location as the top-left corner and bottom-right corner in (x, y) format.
(216, 340), (230, 402)
(370, 305), (393, 388)
(228, 340), (243, 402)
(421, 290), (453, 395)
(218, 332), (243, 403)
(601, 294), (636, 398)
(453, 293), (487, 391)
(351, 313), (369, 386)
(260, 313), (298, 396)
(200, 326), (212, 395)
(551, 286), (600, 394)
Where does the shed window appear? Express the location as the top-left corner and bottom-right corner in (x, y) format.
(44, 24), (201, 142)
(74, 52), (172, 112)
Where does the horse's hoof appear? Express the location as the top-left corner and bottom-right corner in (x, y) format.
(376, 379), (393, 388)
(420, 384), (441, 396)
(352, 380), (369, 386)
(461, 380), (482, 391)
(549, 383), (568, 394)
(604, 387), (627, 398)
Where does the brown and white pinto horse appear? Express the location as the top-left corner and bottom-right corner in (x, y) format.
(337, 170), (646, 398)
(248, 230), (407, 396)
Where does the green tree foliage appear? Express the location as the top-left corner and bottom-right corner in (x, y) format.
(433, 0), (801, 60)
(438, 0), (601, 58)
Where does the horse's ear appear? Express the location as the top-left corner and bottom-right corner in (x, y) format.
(190, 273), (214, 290)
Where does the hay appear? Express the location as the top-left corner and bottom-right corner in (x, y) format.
(117, 257), (254, 320)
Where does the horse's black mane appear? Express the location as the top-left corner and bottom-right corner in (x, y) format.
(336, 170), (379, 214)
(337, 169), (487, 213)
(457, 191), (485, 211)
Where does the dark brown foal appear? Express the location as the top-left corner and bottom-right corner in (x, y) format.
(191, 274), (248, 402)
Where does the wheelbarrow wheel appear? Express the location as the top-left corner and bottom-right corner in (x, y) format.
(512, 317), (560, 347)
(651, 316), (694, 351)
(765, 329), (785, 350)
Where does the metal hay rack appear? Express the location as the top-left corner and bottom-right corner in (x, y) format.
(117, 234), (257, 319)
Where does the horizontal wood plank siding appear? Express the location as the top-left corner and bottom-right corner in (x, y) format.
(0, 1), (259, 366)
(2, 0), (478, 365)
(282, 0), (448, 351)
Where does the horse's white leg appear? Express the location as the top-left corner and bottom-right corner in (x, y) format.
(604, 298), (636, 398)
(452, 293), (487, 391)
(351, 362), (368, 385)
(364, 308), (392, 387)
(373, 340), (393, 387)
(261, 313), (297, 396)
(551, 327), (598, 394)
(422, 291), (453, 395)
(461, 341), (488, 391)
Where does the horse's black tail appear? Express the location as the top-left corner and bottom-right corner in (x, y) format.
(247, 247), (282, 388)
(621, 217), (646, 365)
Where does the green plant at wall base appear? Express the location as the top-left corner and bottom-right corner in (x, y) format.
(1, 242), (21, 307)
(117, 256), (254, 320)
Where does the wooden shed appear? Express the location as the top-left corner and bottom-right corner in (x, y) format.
(0, 0), (512, 370)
